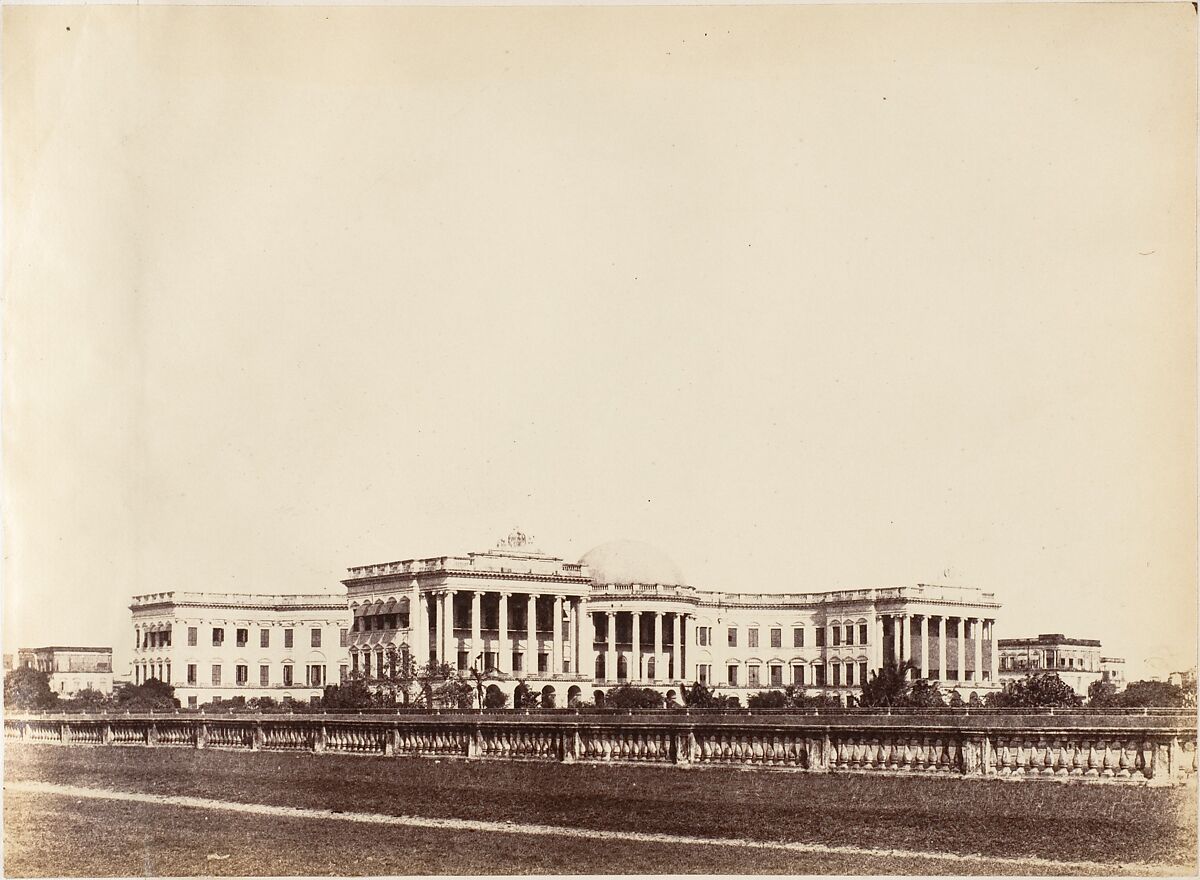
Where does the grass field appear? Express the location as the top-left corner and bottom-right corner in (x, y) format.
(4, 743), (1196, 876)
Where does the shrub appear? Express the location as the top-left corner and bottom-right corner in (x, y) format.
(3, 667), (59, 711)
(604, 685), (665, 709)
(483, 688), (508, 709)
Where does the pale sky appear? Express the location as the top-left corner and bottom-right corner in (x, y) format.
(4, 4), (1196, 682)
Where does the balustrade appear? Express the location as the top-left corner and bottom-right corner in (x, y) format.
(6, 714), (1195, 784)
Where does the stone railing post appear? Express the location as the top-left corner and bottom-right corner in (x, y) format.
(103, 723), (114, 745)
(147, 723), (159, 746)
(252, 722), (264, 751)
(961, 736), (981, 776)
(60, 723), (72, 744)
(467, 722), (482, 759)
(196, 722), (208, 750)
(672, 728), (693, 765)
(561, 727), (579, 764)
(980, 734), (994, 776)
(385, 725), (397, 758)
(313, 724), (327, 754)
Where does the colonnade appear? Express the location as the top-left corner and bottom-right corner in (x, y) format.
(593, 609), (691, 683)
(875, 613), (997, 683)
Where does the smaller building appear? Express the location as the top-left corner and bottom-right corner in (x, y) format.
(997, 634), (1114, 697)
(16, 646), (114, 696)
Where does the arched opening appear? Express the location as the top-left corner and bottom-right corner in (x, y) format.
(484, 684), (506, 709)
(567, 685), (582, 707)
(541, 685), (557, 708)
(595, 655), (605, 680)
(646, 657), (656, 680)
(592, 689), (605, 706)
(617, 655), (628, 680)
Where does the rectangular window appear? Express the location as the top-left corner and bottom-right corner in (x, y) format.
(747, 665), (760, 687)
(187, 664), (197, 685)
(845, 663), (854, 686)
(748, 628), (759, 648)
(188, 696), (197, 709)
(698, 628), (708, 647)
(311, 628), (322, 648)
(260, 665), (269, 686)
(845, 625), (854, 646)
(769, 665), (783, 686)
(236, 628), (248, 648)
(260, 629), (270, 648)
(859, 624), (868, 644)
(727, 665), (739, 686)
(212, 627), (224, 647)
(832, 627), (841, 647)
(340, 664), (349, 684)
(339, 628), (348, 648)
(793, 627), (804, 648)
(457, 650), (469, 671)
(538, 653), (549, 674)
(306, 665), (324, 687)
(236, 664), (248, 686)
(770, 628), (782, 649)
(512, 651), (523, 673)
(815, 665), (826, 686)
(793, 664), (805, 686)
(188, 627), (198, 647)
(211, 664), (222, 686)
(859, 661), (868, 684)
(815, 628), (825, 647)
(283, 665), (294, 687)
(727, 627), (738, 647)
(698, 664), (710, 684)
(284, 629), (293, 649)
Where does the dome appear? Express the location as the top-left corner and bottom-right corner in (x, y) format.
(580, 540), (685, 587)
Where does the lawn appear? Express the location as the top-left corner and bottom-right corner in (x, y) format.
(4, 743), (1196, 875)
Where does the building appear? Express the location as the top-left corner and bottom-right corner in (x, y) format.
(343, 532), (1004, 706)
(997, 634), (1122, 697)
(15, 646), (114, 696)
(129, 592), (349, 708)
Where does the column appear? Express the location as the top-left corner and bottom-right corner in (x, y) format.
(581, 602), (595, 677)
(672, 613), (682, 681)
(410, 582), (426, 665)
(683, 614), (694, 682)
(471, 592), (482, 671)
(988, 619), (998, 683)
(434, 592), (445, 665)
(972, 617), (983, 684)
(553, 595), (564, 676)
(444, 590), (456, 667)
(869, 615), (882, 674)
(890, 615), (902, 666)
(498, 593), (509, 675)
(918, 615), (929, 679)
(605, 612), (617, 683)
(954, 617), (964, 681)
(630, 611), (642, 682)
(653, 612), (663, 681)
(527, 594), (538, 677)
(937, 616), (947, 681)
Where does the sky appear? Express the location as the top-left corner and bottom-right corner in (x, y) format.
(4, 4), (1196, 682)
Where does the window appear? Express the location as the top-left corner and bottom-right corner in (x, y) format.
(832, 626), (841, 647)
(844, 625), (854, 646)
(187, 664), (197, 685)
(769, 665), (783, 686)
(727, 627), (738, 647)
(833, 664), (842, 687)
(792, 664), (805, 686)
(859, 661), (868, 684)
(727, 665), (739, 686)
(284, 629), (293, 649)
(311, 628), (322, 648)
(748, 628), (759, 648)
(212, 627), (224, 647)
(512, 651), (523, 673)
(859, 624), (868, 644)
(814, 665), (826, 686)
(793, 627), (804, 648)
(815, 628), (826, 647)
(188, 696), (197, 709)
(340, 664), (349, 683)
(747, 665), (760, 687)
(458, 650), (469, 671)
(260, 629), (270, 648)
(698, 627), (709, 647)
(211, 664), (222, 686)
(236, 664), (248, 686)
(538, 653), (549, 674)
(306, 665), (324, 687)
(340, 628), (348, 648)
(188, 627), (198, 647)
(698, 664), (710, 684)
(260, 665), (270, 686)
(236, 628), (248, 648)
(770, 628), (782, 648)
(845, 663), (854, 686)
(282, 664), (293, 687)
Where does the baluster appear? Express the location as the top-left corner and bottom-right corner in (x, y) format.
(1101, 740), (1117, 778)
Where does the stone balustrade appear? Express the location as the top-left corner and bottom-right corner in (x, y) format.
(5, 713), (1195, 784)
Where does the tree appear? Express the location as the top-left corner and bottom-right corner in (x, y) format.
(858, 661), (914, 708)
(513, 680), (539, 708)
(320, 677), (377, 710)
(482, 687), (508, 709)
(114, 677), (178, 712)
(985, 672), (1081, 708)
(61, 687), (113, 712)
(747, 690), (788, 709)
(682, 681), (740, 708)
(906, 679), (947, 708)
(604, 684), (665, 709)
(1087, 680), (1119, 707)
(4, 667), (59, 711)
(1108, 679), (1189, 708)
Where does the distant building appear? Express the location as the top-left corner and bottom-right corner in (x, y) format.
(129, 592), (350, 709)
(15, 646), (114, 696)
(997, 634), (1119, 697)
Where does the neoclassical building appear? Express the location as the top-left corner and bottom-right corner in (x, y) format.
(129, 592), (349, 707)
(16, 646), (114, 696)
(998, 633), (1126, 697)
(344, 533), (1003, 706)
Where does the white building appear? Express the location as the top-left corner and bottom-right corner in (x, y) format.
(16, 646), (114, 696)
(997, 634), (1125, 697)
(129, 592), (350, 708)
(344, 533), (1003, 706)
